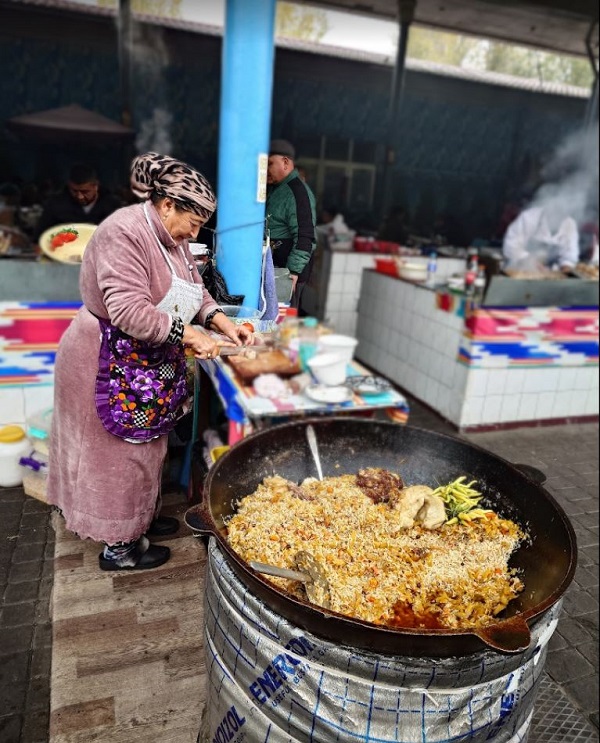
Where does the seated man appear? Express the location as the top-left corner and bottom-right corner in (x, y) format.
(35, 163), (121, 239)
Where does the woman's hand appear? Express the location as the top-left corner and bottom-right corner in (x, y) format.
(210, 311), (255, 346)
(228, 324), (255, 345)
(182, 325), (223, 361)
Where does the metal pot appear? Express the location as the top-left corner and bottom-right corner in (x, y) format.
(186, 418), (577, 658)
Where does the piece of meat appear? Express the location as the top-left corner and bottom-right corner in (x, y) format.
(285, 481), (314, 501)
(390, 485), (446, 529)
(390, 485), (431, 527)
(417, 493), (447, 529)
(356, 468), (404, 504)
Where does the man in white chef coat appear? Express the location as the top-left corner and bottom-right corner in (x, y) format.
(503, 203), (579, 272)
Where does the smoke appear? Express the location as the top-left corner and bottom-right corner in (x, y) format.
(531, 123), (599, 226)
(135, 108), (173, 155)
(121, 18), (174, 155)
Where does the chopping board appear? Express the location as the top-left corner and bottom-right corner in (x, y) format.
(226, 350), (301, 383)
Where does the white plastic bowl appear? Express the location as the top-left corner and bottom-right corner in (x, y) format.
(307, 353), (348, 386)
(396, 260), (427, 282)
(318, 334), (358, 362)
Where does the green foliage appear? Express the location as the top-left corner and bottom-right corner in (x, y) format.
(407, 26), (594, 88)
(481, 41), (594, 88)
(408, 27), (479, 67)
(276, 2), (328, 41)
(96, 0), (182, 18)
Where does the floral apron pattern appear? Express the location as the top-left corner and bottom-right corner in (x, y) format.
(95, 319), (190, 441)
(94, 203), (204, 442)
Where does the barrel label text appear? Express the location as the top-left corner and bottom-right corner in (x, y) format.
(248, 635), (316, 705)
(212, 705), (246, 743)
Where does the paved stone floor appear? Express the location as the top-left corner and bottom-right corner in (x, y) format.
(0, 398), (598, 742)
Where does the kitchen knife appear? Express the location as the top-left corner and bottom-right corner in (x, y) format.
(216, 344), (272, 357)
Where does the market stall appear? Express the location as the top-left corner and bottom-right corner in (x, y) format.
(355, 268), (599, 431)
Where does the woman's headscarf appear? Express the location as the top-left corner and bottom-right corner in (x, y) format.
(130, 152), (216, 220)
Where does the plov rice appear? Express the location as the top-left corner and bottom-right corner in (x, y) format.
(226, 472), (526, 630)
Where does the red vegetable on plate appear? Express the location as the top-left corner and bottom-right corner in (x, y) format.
(50, 228), (79, 250)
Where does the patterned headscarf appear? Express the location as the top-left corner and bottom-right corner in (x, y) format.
(130, 152), (216, 220)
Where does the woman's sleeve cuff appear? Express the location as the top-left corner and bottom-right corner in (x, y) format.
(166, 316), (184, 344)
(204, 308), (225, 328)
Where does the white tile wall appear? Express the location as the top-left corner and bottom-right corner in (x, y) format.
(518, 394), (539, 421)
(355, 272), (599, 430)
(0, 384), (54, 428)
(482, 395), (504, 424)
(0, 387), (26, 426)
(24, 386), (54, 419)
(552, 390), (575, 419)
(500, 393), (521, 423)
(585, 388), (600, 415)
(325, 255), (465, 339)
(505, 369), (527, 395)
(535, 392), (556, 420)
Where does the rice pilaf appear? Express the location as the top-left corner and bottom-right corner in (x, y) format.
(226, 474), (526, 630)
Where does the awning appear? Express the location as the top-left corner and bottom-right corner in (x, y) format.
(6, 104), (135, 142)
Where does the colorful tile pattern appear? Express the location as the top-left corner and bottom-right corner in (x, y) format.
(459, 306), (599, 368)
(0, 302), (80, 387)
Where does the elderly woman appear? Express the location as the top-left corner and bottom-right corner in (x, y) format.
(47, 152), (253, 571)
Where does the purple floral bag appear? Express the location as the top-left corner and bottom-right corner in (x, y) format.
(95, 319), (189, 441)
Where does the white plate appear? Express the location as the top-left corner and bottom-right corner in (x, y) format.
(39, 223), (97, 263)
(305, 384), (353, 404)
(347, 375), (392, 396)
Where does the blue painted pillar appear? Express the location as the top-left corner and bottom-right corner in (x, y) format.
(216, 0), (277, 311)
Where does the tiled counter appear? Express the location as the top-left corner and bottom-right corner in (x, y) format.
(0, 261), (81, 427)
(302, 245), (464, 336)
(356, 270), (599, 431)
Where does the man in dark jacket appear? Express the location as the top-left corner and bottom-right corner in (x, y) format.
(35, 163), (121, 240)
(266, 140), (316, 308)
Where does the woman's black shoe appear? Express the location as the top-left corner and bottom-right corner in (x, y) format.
(147, 516), (180, 536)
(99, 544), (171, 571)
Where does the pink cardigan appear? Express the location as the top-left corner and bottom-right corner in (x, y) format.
(47, 202), (220, 544)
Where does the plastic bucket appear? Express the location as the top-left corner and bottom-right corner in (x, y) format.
(318, 333), (358, 362)
(200, 539), (560, 743)
(0, 425), (31, 487)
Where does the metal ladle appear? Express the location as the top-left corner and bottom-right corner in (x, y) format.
(250, 550), (331, 609)
(306, 424), (324, 481)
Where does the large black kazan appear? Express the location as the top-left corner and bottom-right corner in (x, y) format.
(186, 418), (576, 658)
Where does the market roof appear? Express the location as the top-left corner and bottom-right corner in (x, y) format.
(4, 0), (592, 99)
(6, 0), (599, 59)
(303, 0), (599, 58)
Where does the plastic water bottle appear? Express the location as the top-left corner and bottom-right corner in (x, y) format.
(426, 252), (438, 287)
(473, 265), (487, 304)
(464, 253), (479, 297)
(298, 317), (319, 372)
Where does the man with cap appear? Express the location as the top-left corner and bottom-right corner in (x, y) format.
(266, 139), (317, 308)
